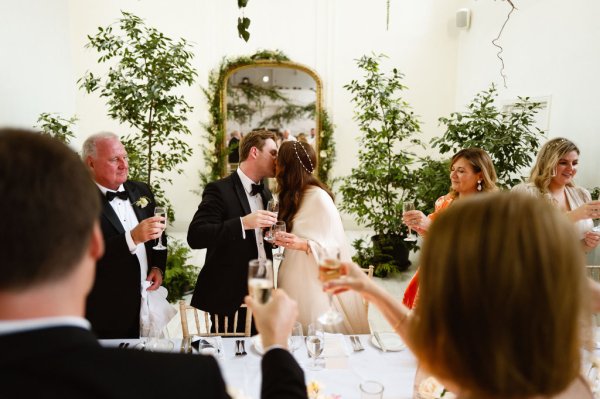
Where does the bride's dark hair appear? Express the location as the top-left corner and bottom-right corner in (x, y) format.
(276, 141), (333, 231)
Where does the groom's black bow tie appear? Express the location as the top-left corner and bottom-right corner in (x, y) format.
(250, 183), (264, 196)
(106, 190), (129, 201)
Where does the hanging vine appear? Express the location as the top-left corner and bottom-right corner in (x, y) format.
(199, 49), (336, 188)
(492, 0), (517, 88)
(237, 0), (251, 42)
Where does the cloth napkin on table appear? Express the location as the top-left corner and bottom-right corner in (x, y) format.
(322, 333), (351, 369)
(139, 281), (177, 337)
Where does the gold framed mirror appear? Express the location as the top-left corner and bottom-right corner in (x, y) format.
(221, 60), (322, 176)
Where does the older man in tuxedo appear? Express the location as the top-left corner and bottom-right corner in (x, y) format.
(188, 130), (278, 332)
(83, 132), (166, 338)
(0, 128), (307, 398)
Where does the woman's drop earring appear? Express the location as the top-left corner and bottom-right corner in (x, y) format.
(551, 167), (557, 177)
(477, 179), (482, 191)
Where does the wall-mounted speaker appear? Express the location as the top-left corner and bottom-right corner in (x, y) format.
(456, 8), (471, 30)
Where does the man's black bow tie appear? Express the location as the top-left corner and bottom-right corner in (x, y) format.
(250, 183), (264, 196)
(106, 190), (129, 201)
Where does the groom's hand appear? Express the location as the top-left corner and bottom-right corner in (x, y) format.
(242, 210), (277, 230)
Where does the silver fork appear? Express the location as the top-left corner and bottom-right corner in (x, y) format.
(351, 335), (364, 351)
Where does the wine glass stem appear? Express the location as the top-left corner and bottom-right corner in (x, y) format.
(327, 292), (334, 311)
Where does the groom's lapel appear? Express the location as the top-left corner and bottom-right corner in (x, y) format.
(231, 173), (251, 216)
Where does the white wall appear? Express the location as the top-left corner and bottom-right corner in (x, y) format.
(455, 0), (600, 189)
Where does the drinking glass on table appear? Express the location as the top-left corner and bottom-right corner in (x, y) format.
(152, 206), (167, 250)
(289, 321), (304, 352)
(137, 325), (173, 352)
(402, 202), (417, 242)
(305, 322), (325, 371)
(248, 259), (274, 304)
(316, 245), (343, 325)
(272, 221), (286, 260)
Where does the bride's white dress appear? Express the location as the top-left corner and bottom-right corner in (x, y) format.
(277, 186), (370, 334)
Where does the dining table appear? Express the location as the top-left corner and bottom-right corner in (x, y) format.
(101, 333), (418, 399)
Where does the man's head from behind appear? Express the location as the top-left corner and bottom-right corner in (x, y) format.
(82, 132), (129, 191)
(0, 129), (102, 293)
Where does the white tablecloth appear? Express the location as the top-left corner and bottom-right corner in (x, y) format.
(101, 334), (418, 399)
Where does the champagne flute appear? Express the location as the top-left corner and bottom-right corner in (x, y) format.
(316, 245), (343, 325)
(153, 206), (167, 250)
(272, 221), (286, 260)
(247, 259), (274, 304)
(305, 322), (325, 371)
(264, 199), (279, 243)
(402, 202), (417, 242)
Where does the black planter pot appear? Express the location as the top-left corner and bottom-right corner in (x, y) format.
(371, 234), (411, 274)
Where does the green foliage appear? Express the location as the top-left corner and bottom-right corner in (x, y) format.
(237, 0), (250, 42)
(35, 113), (77, 144)
(317, 109), (335, 185)
(351, 237), (403, 277)
(78, 11), (197, 220)
(413, 157), (450, 215)
(590, 187), (600, 201)
(199, 49), (337, 188)
(432, 84), (545, 189)
(340, 54), (422, 239)
(164, 238), (198, 303)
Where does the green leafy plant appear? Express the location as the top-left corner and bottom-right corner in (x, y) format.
(35, 113), (77, 144)
(432, 84), (544, 189)
(340, 54), (423, 275)
(237, 0), (250, 42)
(79, 11), (197, 220)
(163, 238), (198, 303)
(413, 157), (450, 216)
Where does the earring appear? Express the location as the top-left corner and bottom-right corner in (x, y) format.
(551, 167), (557, 177)
(477, 179), (482, 191)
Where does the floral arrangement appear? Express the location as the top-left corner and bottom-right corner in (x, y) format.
(134, 196), (150, 208)
(418, 377), (456, 399)
(307, 381), (341, 399)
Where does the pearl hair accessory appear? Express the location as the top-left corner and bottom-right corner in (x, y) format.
(293, 141), (314, 174)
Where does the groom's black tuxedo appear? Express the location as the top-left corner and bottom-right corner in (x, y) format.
(0, 326), (307, 399)
(86, 180), (167, 339)
(187, 172), (273, 317)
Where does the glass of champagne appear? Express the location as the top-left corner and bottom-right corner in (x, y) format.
(247, 259), (274, 304)
(402, 202), (417, 242)
(264, 199), (279, 244)
(272, 221), (286, 260)
(305, 322), (325, 370)
(316, 245), (343, 325)
(153, 206), (167, 250)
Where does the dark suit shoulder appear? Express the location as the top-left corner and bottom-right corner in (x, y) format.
(262, 348), (307, 399)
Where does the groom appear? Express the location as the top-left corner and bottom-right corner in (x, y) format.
(188, 130), (278, 332)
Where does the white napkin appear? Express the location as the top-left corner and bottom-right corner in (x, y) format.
(322, 333), (350, 369)
(139, 281), (177, 337)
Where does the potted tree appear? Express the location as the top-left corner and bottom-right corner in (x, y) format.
(340, 54), (422, 277)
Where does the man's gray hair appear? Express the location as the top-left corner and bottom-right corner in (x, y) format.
(81, 132), (120, 159)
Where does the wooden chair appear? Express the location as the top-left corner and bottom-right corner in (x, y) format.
(178, 300), (252, 338)
(359, 265), (375, 316)
(587, 265), (600, 282)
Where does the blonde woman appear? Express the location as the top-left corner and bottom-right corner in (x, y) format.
(326, 192), (593, 399)
(512, 137), (600, 253)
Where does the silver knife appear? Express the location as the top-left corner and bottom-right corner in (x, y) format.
(373, 331), (387, 352)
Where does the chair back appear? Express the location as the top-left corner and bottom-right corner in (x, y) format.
(178, 300), (252, 338)
(359, 265), (375, 316)
(587, 265), (600, 282)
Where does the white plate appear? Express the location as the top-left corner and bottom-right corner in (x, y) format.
(251, 334), (293, 355)
(370, 332), (406, 352)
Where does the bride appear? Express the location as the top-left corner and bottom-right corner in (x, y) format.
(273, 141), (370, 334)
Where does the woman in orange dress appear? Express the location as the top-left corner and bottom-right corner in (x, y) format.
(401, 148), (498, 308)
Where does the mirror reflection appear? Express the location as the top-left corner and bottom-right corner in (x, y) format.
(224, 65), (320, 173)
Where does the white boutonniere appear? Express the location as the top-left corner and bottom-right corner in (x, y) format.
(418, 377), (456, 399)
(134, 196), (150, 208)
